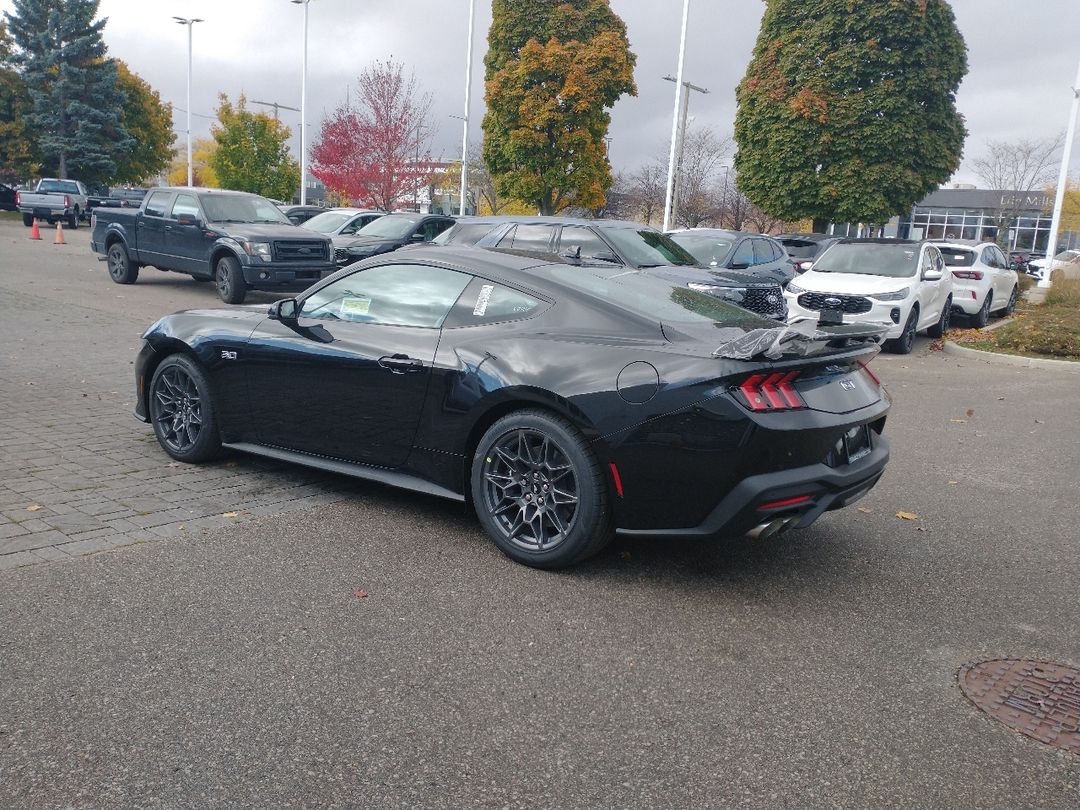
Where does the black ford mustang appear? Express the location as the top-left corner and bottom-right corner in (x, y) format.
(134, 246), (891, 568)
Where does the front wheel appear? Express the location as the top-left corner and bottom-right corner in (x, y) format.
(887, 307), (918, 354)
(215, 255), (247, 304)
(926, 296), (951, 339)
(22, 213), (33, 227)
(107, 242), (139, 284)
(148, 354), (222, 463)
(471, 410), (612, 569)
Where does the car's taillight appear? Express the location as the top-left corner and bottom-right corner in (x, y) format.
(858, 360), (881, 386)
(15, 191), (20, 207)
(64, 194), (71, 208)
(737, 371), (805, 411)
(951, 270), (984, 280)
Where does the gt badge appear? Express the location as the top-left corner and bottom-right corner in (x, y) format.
(221, 350), (238, 360)
(839, 380), (856, 391)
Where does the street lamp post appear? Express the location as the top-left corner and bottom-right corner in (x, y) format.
(663, 0), (691, 232)
(663, 75), (708, 223)
(173, 17), (204, 188)
(291, 0), (313, 205)
(459, 0), (476, 217)
(1042, 53), (1080, 289)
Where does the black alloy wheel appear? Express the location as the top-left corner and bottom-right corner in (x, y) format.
(926, 296), (951, 339)
(999, 286), (1019, 317)
(889, 307), (918, 354)
(971, 291), (992, 328)
(215, 255), (247, 305)
(472, 411), (612, 568)
(148, 355), (222, 463)
(107, 242), (139, 284)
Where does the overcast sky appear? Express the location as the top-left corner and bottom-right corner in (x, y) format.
(3, 0), (1079, 187)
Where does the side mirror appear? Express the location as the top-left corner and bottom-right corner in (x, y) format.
(269, 298), (299, 321)
(729, 261), (750, 270)
(559, 245), (582, 263)
(176, 214), (198, 227)
(411, 232), (426, 242)
(922, 268), (943, 281)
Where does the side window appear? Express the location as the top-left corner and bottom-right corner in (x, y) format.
(752, 239), (774, 266)
(340, 217), (361, 235)
(992, 247), (1008, 268)
(170, 194), (200, 220)
(421, 218), (454, 241)
(446, 277), (548, 327)
(298, 263), (471, 328)
(732, 239), (755, 267)
(560, 226), (611, 259)
(509, 224), (555, 251)
(144, 191), (171, 218)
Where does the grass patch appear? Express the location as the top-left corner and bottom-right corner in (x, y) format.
(0, 210), (22, 222)
(950, 278), (1080, 360)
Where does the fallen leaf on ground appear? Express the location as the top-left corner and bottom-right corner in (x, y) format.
(857, 507), (872, 514)
(619, 550), (632, 560)
(948, 481), (958, 485)
(352, 590), (369, 599)
(26, 503), (43, 512)
(949, 419), (967, 423)
(966, 408), (975, 417)
(917, 527), (927, 532)
(896, 511), (919, 521)
(222, 511), (241, 518)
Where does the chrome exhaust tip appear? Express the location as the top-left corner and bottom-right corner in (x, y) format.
(746, 515), (803, 540)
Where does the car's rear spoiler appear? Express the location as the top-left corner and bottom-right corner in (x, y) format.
(712, 319), (888, 361)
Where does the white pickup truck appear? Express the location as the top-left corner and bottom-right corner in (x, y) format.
(16, 178), (89, 229)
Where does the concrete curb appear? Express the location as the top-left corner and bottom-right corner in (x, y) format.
(942, 340), (1080, 372)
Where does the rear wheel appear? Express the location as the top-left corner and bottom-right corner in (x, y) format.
(148, 355), (222, 463)
(215, 255), (247, 304)
(998, 285), (1018, 317)
(926, 296), (951, 339)
(22, 213), (33, 227)
(471, 410), (612, 569)
(69, 209), (79, 229)
(970, 291), (992, 328)
(107, 242), (139, 284)
(887, 306), (918, 354)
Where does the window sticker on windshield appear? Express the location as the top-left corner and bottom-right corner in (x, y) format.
(473, 284), (494, 316)
(340, 296), (371, 317)
(904, 251), (915, 260)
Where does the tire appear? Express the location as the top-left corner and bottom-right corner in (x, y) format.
(107, 242), (139, 284)
(926, 296), (951, 339)
(999, 285), (1019, 317)
(22, 213), (33, 227)
(215, 255), (247, 304)
(148, 354), (223, 463)
(471, 410), (613, 569)
(69, 209), (79, 229)
(887, 306), (918, 354)
(970, 291), (992, 328)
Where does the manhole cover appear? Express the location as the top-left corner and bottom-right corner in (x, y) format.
(959, 659), (1080, 755)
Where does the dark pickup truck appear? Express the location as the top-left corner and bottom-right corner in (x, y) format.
(91, 187), (335, 304)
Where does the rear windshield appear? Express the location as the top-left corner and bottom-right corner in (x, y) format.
(435, 222), (498, 246)
(938, 247), (975, 267)
(356, 215), (419, 239)
(38, 180), (80, 194)
(601, 228), (699, 267)
(779, 239), (820, 259)
(542, 265), (772, 328)
(302, 211), (355, 233)
(668, 233), (735, 265)
(813, 243), (919, 278)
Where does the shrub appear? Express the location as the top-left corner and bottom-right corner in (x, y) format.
(1044, 278), (1080, 308)
(1014, 272), (1035, 293)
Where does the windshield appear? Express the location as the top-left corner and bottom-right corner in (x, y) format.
(302, 211), (354, 233)
(38, 180), (80, 194)
(668, 233), (735, 266)
(356, 215), (419, 239)
(543, 265), (772, 329)
(938, 247), (975, 267)
(601, 228), (699, 267)
(201, 194), (289, 224)
(780, 239), (821, 259)
(813, 243), (919, 278)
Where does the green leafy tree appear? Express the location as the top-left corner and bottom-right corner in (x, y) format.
(3, 0), (133, 184)
(210, 93), (299, 200)
(482, 0), (636, 214)
(734, 0), (967, 229)
(0, 20), (37, 182)
(113, 61), (174, 185)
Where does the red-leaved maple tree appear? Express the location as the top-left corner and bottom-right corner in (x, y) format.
(310, 60), (435, 211)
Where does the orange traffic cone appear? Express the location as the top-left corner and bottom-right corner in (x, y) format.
(29, 218), (41, 240)
(53, 221), (65, 245)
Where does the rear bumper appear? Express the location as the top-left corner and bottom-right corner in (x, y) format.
(616, 435), (890, 538)
(949, 281), (989, 314)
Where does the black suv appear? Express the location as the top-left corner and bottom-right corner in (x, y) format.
(775, 232), (842, 274)
(668, 228), (795, 286)
(333, 212), (455, 267)
(435, 216), (788, 320)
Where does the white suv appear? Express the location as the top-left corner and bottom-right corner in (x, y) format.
(934, 242), (1018, 327)
(784, 239), (953, 354)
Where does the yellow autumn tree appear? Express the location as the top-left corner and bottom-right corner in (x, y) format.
(168, 137), (219, 187)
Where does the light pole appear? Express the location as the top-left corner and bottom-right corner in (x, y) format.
(459, 0), (476, 217)
(1042, 53), (1080, 288)
(291, 0), (313, 205)
(173, 17), (203, 187)
(663, 76), (708, 223)
(663, 0), (691, 232)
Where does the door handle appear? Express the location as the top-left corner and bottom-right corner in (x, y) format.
(378, 354), (424, 373)
(164, 225), (174, 231)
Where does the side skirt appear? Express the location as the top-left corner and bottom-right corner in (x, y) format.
(222, 442), (466, 503)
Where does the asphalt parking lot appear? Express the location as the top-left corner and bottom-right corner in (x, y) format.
(1, 218), (1078, 808)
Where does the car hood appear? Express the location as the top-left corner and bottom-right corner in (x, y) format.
(793, 270), (916, 295)
(215, 222), (327, 241)
(333, 234), (399, 250)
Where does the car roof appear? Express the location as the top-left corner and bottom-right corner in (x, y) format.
(668, 228), (760, 239)
(449, 215), (654, 231)
(931, 241), (995, 249)
(775, 232), (837, 242)
(836, 238), (923, 246)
